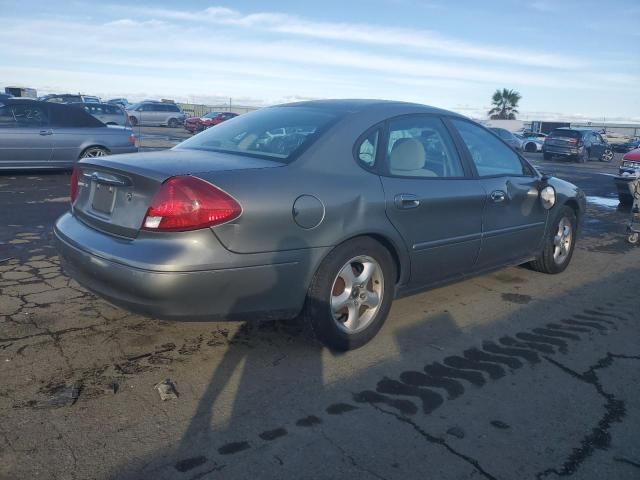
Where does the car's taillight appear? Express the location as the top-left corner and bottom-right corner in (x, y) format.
(141, 176), (241, 232)
(70, 167), (79, 204)
(568, 138), (578, 145)
(128, 133), (136, 145)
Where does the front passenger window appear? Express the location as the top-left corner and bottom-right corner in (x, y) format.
(452, 119), (525, 177)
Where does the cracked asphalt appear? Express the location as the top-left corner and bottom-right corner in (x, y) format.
(1, 153), (639, 480)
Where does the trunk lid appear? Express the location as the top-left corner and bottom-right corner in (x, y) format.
(72, 148), (282, 238)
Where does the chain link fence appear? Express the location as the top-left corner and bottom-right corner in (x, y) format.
(178, 103), (259, 118)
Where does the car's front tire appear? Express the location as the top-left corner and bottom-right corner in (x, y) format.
(168, 118), (179, 128)
(129, 116), (138, 126)
(600, 148), (614, 162)
(529, 206), (577, 274)
(303, 237), (395, 351)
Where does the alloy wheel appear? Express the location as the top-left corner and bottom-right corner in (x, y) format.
(81, 148), (108, 158)
(553, 217), (573, 264)
(601, 149), (614, 162)
(330, 255), (384, 334)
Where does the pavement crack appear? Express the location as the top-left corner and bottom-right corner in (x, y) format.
(367, 403), (498, 480)
(613, 457), (640, 469)
(536, 354), (629, 479)
(319, 430), (389, 480)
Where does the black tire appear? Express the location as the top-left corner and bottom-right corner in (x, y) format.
(525, 142), (537, 153)
(529, 206), (577, 274)
(303, 237), (395, 351)
(129, 116), (138, 126)
(543, 153), (552, 160)
(619, 194), (633, 206)
(168, 118), (179, 128)
(600, 148), (614, 162)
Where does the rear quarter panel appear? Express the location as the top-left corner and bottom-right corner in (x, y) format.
(51, 127), (135, 165)
(203, 108), (415, 285)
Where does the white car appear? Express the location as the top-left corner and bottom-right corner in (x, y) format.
(519, 132), (547, 153)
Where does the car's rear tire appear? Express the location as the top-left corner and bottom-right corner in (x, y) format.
(525, 142), (537, 153)
(129, 116), (138, 126)
(303, 237), (395, 351)
(529, 206), (577, 274)
(80, 146), (110, 158)
(543, 153), (552, 160)
(600, 148), (614, 162)
(168, 118), (179, 128)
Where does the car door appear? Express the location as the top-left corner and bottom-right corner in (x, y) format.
(590, 133), (606, 159)
(138, 104), (152, 125)
(376, 115), (485, 287)
(0, 103), (52, 167)
(450, 119), (548, 271)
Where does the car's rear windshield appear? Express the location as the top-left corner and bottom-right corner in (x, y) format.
(549, 129), (582, 138)
(177, 107), (339, 162)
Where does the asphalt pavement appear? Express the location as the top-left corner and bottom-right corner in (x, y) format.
(1, 152), (639, 480)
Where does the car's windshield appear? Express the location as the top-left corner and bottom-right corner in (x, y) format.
(177, 106), (338, 162)
(203, 112), (223, 119)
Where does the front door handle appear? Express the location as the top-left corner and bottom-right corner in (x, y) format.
(490, 190), (506, 203)
(39, 129), (53, 136)
(394, 193), (420, 209)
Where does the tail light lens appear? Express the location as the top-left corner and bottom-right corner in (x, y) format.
(142, 176), (241, 232)
(128, 133), (136, 145)
(70, 167), (79, 204)
(568, 138), (578, 145)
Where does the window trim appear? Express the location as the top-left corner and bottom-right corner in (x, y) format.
(378, 113), (474, 180)
(446, 117), (538, 179)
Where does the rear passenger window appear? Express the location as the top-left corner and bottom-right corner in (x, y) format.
(452, 119), (525, 177)
(356, 129), (379, 167)
(11, 105), (48, 127)
(386, 116), (464, 178)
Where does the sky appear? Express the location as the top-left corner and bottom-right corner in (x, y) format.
(1, 0), (639, 122)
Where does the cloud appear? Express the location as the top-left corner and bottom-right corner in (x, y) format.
(137, 5), (585, 69)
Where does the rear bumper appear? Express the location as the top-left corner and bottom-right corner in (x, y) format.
(54, 212), (320, 320)
(543, 145), (580, 157)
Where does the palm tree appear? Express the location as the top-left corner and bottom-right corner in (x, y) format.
(488, 88), (521, 120)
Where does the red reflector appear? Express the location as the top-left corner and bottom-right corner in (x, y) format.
(142, 176), (241, 232)
(70, 167), (79, 204)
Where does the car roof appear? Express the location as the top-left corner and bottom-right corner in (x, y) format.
(555, 127), (594, 132)
(274, 98), (462, 117)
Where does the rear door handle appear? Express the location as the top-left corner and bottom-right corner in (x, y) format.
(394, 193), (420, 209)
(39, 129), (53, 136)
(490, 190), (506, 203)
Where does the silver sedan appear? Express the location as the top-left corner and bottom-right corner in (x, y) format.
(55, 99), (585, 350)
(0, 99), (137, 169)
